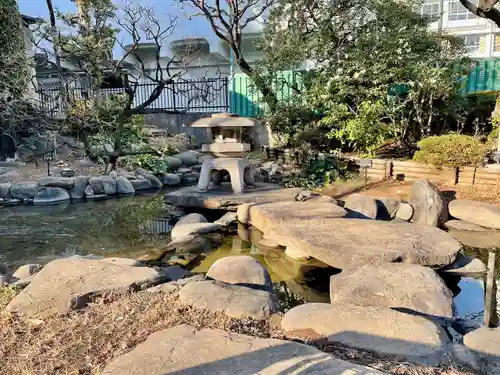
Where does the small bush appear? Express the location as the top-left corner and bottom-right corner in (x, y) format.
(413, 134), (487, 167)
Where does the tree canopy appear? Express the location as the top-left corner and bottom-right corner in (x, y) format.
(259, 0), (470, 152)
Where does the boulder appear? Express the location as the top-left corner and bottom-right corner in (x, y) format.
(164, 185), (303, 211)
(164, 156), (183, 170)
(376, 197), (401, 220)
(84, 184), (94, 197)
(214, 211), (238, 226)
(396, 203), (414, 221)
(264, 218), (461, 269)
(178, 280), (277, 319)
(449, 199), (500, 230)
(176, 213), (207, 226)
(38, 176), (75, 190)
(178, 167), (192, 174)
(449, 229), (500, 248)
(102, 324), (387, 375)
(330, 263), (453, 317)
(206, 256), (272, 290)
(441, 254), (487, 276)
(0, 182), (11, 198)
(108, 170), (118, 179)
(344, 193), (378, 219)
(237, 199), (346, 234)
(182, 172), (199, 185)
(60, 168), (76, 178)
(9, 264), (43, 287)
(464, 326), (500, 374)
(115, 176), (135, 195)
(33, 187), (70, 205)
(130, 179), (153, 191)
(135, 168), (162, 189)
(9, 181), (38, 200)
(281, 303), (450, 366)
(70, 176), (89, 200)
(171, 223), (221, 243)
(444, 219), (487, 232)
(6, 258), (165, 317)
(175, 150), (200, 166)
(409, 180), (448, 227)
(89, 176), (116, 195)
(161, 173), (181, 186)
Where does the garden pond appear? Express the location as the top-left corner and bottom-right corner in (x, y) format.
(0, 192), (498, 321)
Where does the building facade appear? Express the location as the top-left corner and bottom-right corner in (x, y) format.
(416, 0), (500, 58)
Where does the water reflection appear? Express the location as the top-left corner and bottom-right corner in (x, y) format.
(192, 225), (338, 306)
(0, 193), (173, 267)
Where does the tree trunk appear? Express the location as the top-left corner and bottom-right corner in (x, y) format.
(493, 95), (500, 152)
(236, 56), (278, 112)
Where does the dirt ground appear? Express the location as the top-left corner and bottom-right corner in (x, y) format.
(0, 289), (474, 375)
(324, 179), (500, 205)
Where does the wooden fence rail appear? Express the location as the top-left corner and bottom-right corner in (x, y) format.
(353, 158), (500, 187)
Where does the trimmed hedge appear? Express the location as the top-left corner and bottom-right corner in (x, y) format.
(413, 134), (487, 167)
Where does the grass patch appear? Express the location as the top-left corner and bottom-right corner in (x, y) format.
(0, 289), (476, 375)
(0, 286), (17, 310)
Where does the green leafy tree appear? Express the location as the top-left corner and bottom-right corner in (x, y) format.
(260, 0), (469, 152)
(0, 0), (30, 97)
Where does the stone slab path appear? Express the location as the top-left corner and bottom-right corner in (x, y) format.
(102, 324), (388, 375)
(264, 218), (462, 269)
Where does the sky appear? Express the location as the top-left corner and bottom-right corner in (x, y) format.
(18, 0), (220, 57)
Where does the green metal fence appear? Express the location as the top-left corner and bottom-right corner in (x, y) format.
(229, 70), (304, 117)
(230, 60), (500, 117)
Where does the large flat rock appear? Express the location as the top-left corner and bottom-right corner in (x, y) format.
(102, 324), (388, 375)
(330, 263), (453, 317)
(238, 199), (346, 233)
(178, 279), (277, 319)
(449, 199), (500, 230)
(264, 218), (461, 269)
(164, 184), (302, 211)
(281, 303), (450, 366)
(464, 326), (500, 374)
(6, 258), (164, 317)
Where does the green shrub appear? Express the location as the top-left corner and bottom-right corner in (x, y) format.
(126, 154), (170, 175)
(413, 134), (487, 167)
(283, 156), (357, 188)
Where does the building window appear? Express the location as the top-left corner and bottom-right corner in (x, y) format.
(415, 0), (441, 20)
(449, 0), (478, 21)
(494, 34), (500, 52)
(460, 35), (485, 54)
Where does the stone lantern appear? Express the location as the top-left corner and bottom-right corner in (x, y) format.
(191, 113), (257, 193)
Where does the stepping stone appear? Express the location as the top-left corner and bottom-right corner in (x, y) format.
(264, 218), (461, 269)
(237, 199), (346, 233)
(6, 258), (165, 318)
(178, 280), (277, 319)
(281, 303), (450, 366)
(449, 199), (500, 230)
(330, 263), (453, 317)
(102, 324), (388, 375)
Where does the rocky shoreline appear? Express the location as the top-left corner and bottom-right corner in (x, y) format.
(1, 178), (500, 374)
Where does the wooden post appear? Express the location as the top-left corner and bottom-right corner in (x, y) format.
(484, 251), (497, 327)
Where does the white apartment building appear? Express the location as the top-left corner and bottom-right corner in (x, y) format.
(416, 0), (500, 58)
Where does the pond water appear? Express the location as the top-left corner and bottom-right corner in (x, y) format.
(0, 195), (498, 321)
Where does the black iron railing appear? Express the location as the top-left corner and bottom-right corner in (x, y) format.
(36, 77), (230, 115)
